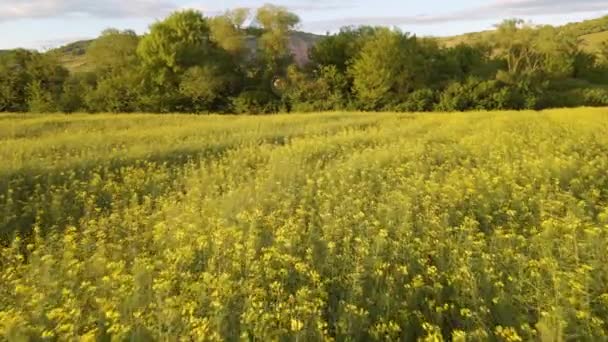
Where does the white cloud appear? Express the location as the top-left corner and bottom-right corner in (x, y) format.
(305, 0), (608, 32)
(0, 0), (175, 21)
(0, 0), (355, 22)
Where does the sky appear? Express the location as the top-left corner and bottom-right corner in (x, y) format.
(0, 0), (607, 50)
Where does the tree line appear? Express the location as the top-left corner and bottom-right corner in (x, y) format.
(2, 6), (608, 114)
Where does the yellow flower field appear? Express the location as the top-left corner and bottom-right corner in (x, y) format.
(1, 109), (608, 340)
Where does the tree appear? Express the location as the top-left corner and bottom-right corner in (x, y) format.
(138, 10), (214, 81)
(348, 28), (423, 110)
(598, 41), (608, 66)
(309, 26), (377, 72)
(443, 43), (493, 80)
(490, 19), (575, 78)
(284, 64), (348, 111)
(535, 26), (578, 78)
(0, 50), (31, 112)
(209, 9), (249, 56)
(179, 66), (233, 112)
(87, 29), (140, 75)
(0, 49), (67, 112)
(492, 19), (541, 75)
(255, 4), (300, 73)
(137, 10), (238, 112)
(59, 72), (95, 113)
(84, 69), (142, 113)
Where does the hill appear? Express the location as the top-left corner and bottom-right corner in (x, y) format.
(440, 15), (608, 51)
(50, 39), (94, 72)
(580, 31), (608, 52)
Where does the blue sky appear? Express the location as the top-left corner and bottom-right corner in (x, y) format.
(1, 0), (607, 50)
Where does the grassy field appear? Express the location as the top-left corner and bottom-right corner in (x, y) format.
(580, 31), (608, 53)
(1, 109), (608, 340)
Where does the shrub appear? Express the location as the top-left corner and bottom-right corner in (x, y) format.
(231, 90), (281, 114)
(393, 89), (436, 112)
(435, 78), (521, 112)
(582, 88), (608, 106)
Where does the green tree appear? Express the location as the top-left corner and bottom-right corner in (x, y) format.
(309, 26), (378, 72)
(87, 29), (140, 75)
(138, 10), (214, 82)
(348, 28), (422, 110)
(0, 50), (68, 112)
(137, 10), (237, 112)
(59, 72), (95, 113)
(0, 50), (31, 112)
(492, 19), (541, 75)
(255, 4), (300, 73)
(27, 80), (56, 112)
(284, 64), (348, 111)
(209, 9), (249, 57)
(535, 26), (578, 78)
(490, 19), (575, 79)
(85, 69), (142, 113)
(443, 43), (494, 80)
(179, 66), (233, 112)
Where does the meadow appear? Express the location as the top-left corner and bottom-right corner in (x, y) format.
(1, 109), (608, 341)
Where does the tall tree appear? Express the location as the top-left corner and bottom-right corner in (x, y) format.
(138, 10), (214, 80)
(0, 50), (31, 112)
(348, 28), (424, 110)
(137, 10), (237, 112)
(309, 26), (378, 72)
(491, 19), (545, 76)
(86, 29), (140, 75)
(209, 9), (250, 57)
(255, 4), (300, 74)
(0, 50), (67, 112)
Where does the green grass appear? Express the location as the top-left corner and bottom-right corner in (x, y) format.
(1, 109), (608, 340)
(580, 31), (608, 52)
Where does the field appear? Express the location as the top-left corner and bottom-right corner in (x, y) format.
(1, 109), (608, 341)
(580, 31), (608, 53)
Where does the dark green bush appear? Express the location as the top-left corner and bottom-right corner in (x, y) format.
(393, 89), (436, 112)
(232, 90), (281, 114)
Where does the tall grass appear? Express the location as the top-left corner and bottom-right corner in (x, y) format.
(1, 109), (608, 340)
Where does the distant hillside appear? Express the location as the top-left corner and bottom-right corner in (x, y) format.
(439, 15), (608, 51)
(49, 40), (94, 72)
(580, 31), (608, 52)
(47, 32), (321, 73)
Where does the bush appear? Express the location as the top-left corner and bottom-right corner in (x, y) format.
(232, 90), (281, 114)
(435, 79), (521, 112)
(582, 88), (608, 106)
(284, 65), (348, 113)
(393, 89), (436, 112)
(537, 90), (583, 108)
(528, 87), (608, 109)
(27, 81), (57, 113)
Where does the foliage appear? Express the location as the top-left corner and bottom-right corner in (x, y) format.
(231, 89), (281, 114)
(255, 4), (300, 74)
(395, 88), (436, 112)
(86, 29), (140, 75)
(348, 28), (419, 110)
(284, 65), (348, 111)
(2, 8), (608, 113)
(2, 110), (608, 340)
(309, 26), (378, 72)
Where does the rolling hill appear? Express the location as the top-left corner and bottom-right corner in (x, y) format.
(580, 31), (608, 52)
(439, 15), (608, 51)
